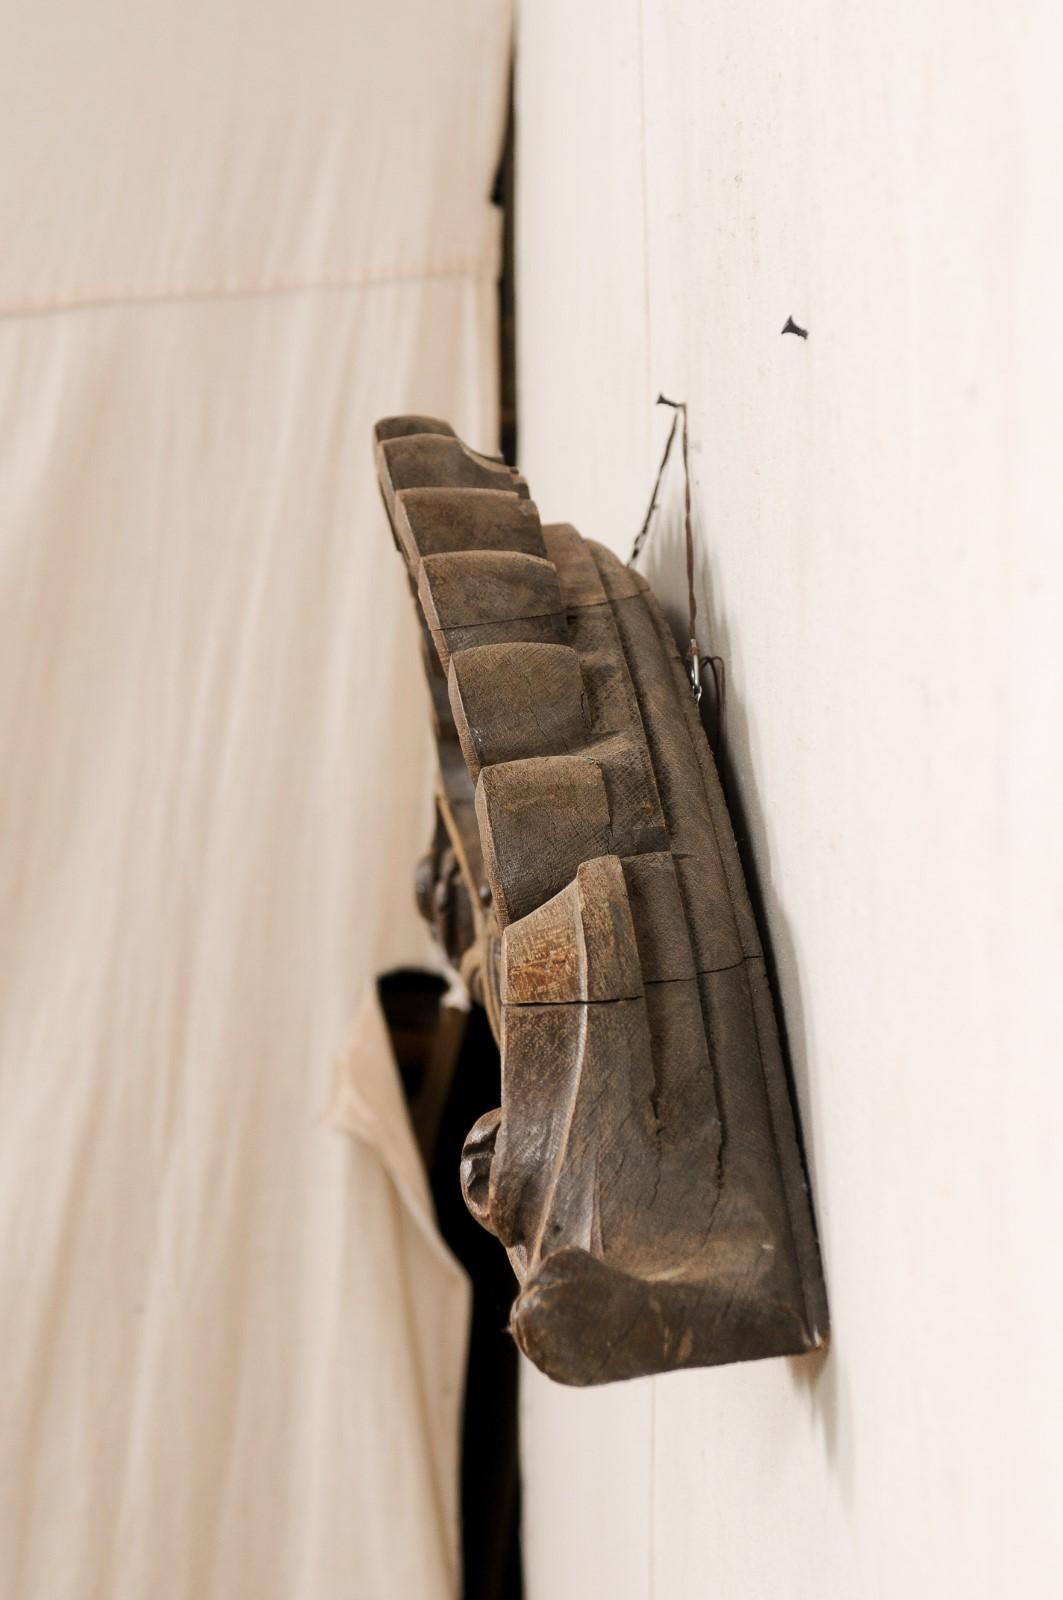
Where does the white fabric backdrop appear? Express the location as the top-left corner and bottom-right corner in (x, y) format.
(0, 4), (510, 1596)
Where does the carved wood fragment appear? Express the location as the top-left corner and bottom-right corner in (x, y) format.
(376, 416), (828, 1385)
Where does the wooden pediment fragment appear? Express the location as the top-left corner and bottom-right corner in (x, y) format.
(375, 416), (829, 1385)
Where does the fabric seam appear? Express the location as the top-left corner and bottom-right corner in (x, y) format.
(0, 260), (497, 323)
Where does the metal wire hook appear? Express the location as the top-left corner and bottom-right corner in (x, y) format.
(630, 395), (714, 713)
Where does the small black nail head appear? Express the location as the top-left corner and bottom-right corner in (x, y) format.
(782, 316), (808, 339)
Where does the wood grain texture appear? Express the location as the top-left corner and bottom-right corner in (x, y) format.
(375, 414), (828, 1385)
(449, 641), (589, 780)
(501, 855), (643, 1005)
(476, 753), (613, 926)
(419, 550), (563, 631)
(376, 431), (527, 513)
(394, 486), (547, 563)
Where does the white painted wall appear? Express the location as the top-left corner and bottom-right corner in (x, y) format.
(515, 4), (1063, 1596)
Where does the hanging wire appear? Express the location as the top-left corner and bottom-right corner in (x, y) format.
(629, 404), (681, 566)
(628, 396), (724, 752)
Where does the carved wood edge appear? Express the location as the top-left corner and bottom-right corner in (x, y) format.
(375, 416), (829, 1386)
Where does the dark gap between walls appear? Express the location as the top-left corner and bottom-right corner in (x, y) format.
(379, 970), (523, 1600)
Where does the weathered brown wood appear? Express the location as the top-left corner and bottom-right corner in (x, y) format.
(491, 997), (660, 1260)
(448, 641), (589, 780)
(476, 754), (613, 926)
(501, 855), (643, 1005)
(376, 414), (829, 1386)
(540, 522), (609, 606)
(620, 850), (698, 983)
(376, 430), (527, 516)
(585, 537), (650, 600)
(418, 550), (563, 633)
(433, 613), (571, 674)
(395, 486), (547, 564)
(373, 414), (457, 442)
(585, 729), (671, 859)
